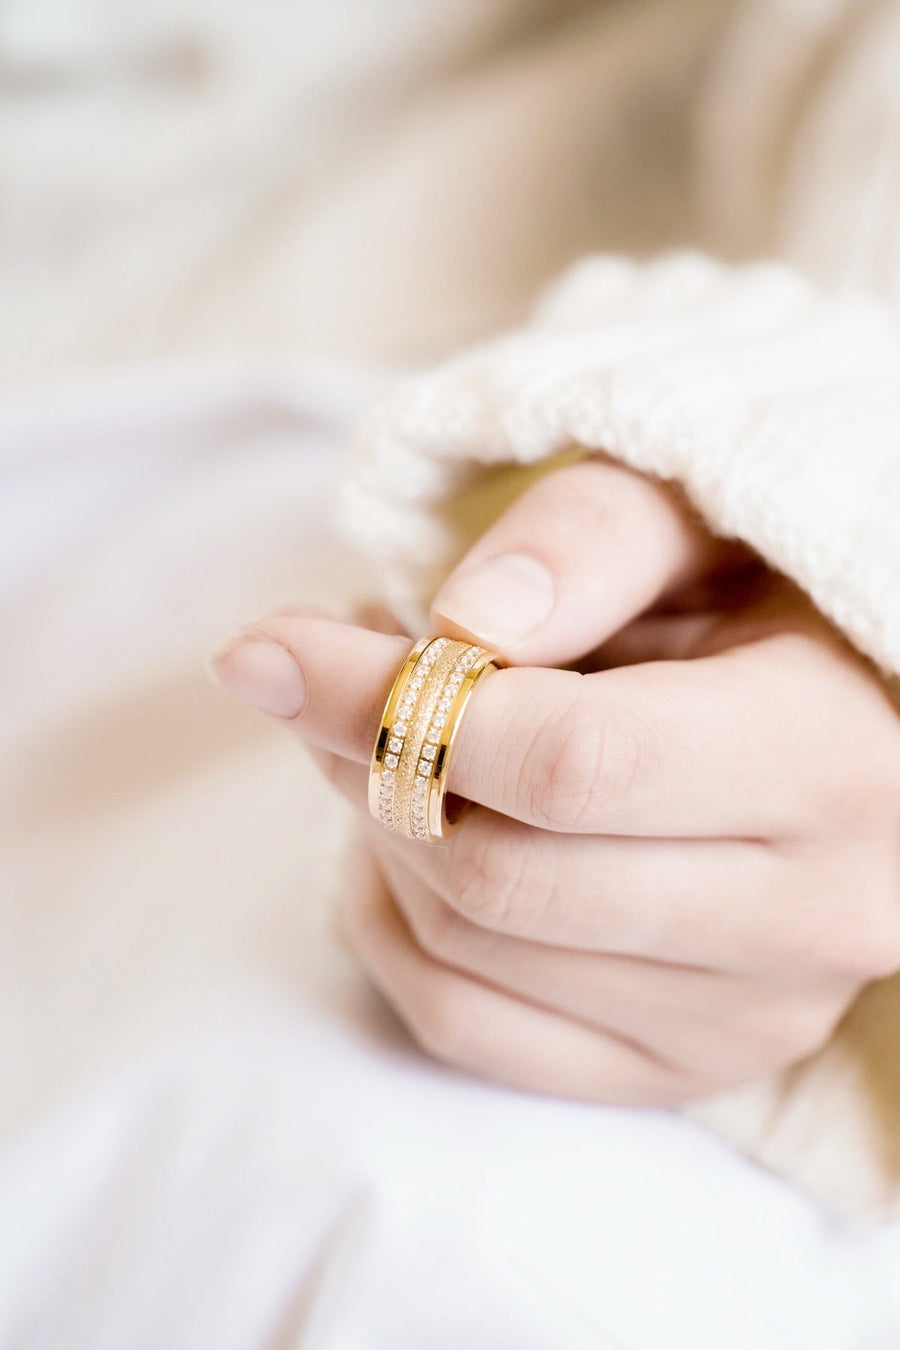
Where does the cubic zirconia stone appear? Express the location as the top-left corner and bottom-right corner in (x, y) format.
(388, 737), (403, 754)
(384, 753), (399, 770)
(392, 721), (407, 736)
(417, 761), (431, 776)
(422, 744), (437, 760)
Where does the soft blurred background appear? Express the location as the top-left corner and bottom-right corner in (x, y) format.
(1, 0), (731, 1124)
(3, 2), (900, 1345)
(1, 0), (758, 388)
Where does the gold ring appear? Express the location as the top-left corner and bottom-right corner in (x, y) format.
(368, 636), (503, 843)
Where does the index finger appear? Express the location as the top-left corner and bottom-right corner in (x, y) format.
(213, 613), (817, 838)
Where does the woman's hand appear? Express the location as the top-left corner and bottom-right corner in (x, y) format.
(211, 460), (900, 1104)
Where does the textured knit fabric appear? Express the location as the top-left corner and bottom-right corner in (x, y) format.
(341, 251), (900, 679)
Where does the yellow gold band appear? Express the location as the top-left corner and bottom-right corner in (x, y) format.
(368, 636), (502, 843)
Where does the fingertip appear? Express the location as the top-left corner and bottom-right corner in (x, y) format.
(207, 633), (309, 719)
(430, 551), (556, 654)
(430, 459), (720, 666)
(227, 613), (412, 762)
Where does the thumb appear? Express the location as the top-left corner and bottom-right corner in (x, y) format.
(429, 458), (724, 666)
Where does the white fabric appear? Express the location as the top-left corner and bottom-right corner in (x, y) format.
(2, 368), (900, 1348)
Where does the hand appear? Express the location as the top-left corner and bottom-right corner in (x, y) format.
(211, 460), (900, 1104)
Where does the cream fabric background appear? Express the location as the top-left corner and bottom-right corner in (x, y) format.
(4, 0), (898, 390)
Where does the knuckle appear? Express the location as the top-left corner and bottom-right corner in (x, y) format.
(522, 687), (598, 831)
(609, 1064), (708, 1109)
(523, 685), (653, 832)
(408, 897), (466, 963)
(754, 1000), (834, 1065)
(771, 863), (900, 982)
(449, 819), (529, 930)
(409, 989), (470, 1065)
(844, 915), (900, 981)
(816, 898), (900, 981)
(825, 767), (888, 834)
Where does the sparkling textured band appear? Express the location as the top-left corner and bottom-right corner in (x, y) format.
(368, 636), (502, 843)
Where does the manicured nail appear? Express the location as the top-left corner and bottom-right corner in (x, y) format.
(431, 551), (555, 646)
(208, 635), (308, 718)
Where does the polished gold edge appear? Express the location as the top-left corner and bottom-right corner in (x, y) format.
(426, 652), (499, 841)
(369, 636), (502, 844)
(407, 641), (487, 841)
(393, 642), (462, 838)
(367, 635), (432, 821)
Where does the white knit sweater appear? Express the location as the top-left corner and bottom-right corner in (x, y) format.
(342, 252), (900, 680)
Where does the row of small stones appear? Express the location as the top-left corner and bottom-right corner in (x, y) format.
(380, 642), (485, 837)
(378, 639), (450, 826)
(410, 646), (485, 838)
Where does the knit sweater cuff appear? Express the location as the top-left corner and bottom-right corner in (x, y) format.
(340, 249), (900, 683)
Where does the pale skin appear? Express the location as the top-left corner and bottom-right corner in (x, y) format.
(211, 460), (900, 1105)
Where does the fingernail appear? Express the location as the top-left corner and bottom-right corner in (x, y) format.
(208, 635), (308, 718)
(432, 551), (555, 646)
